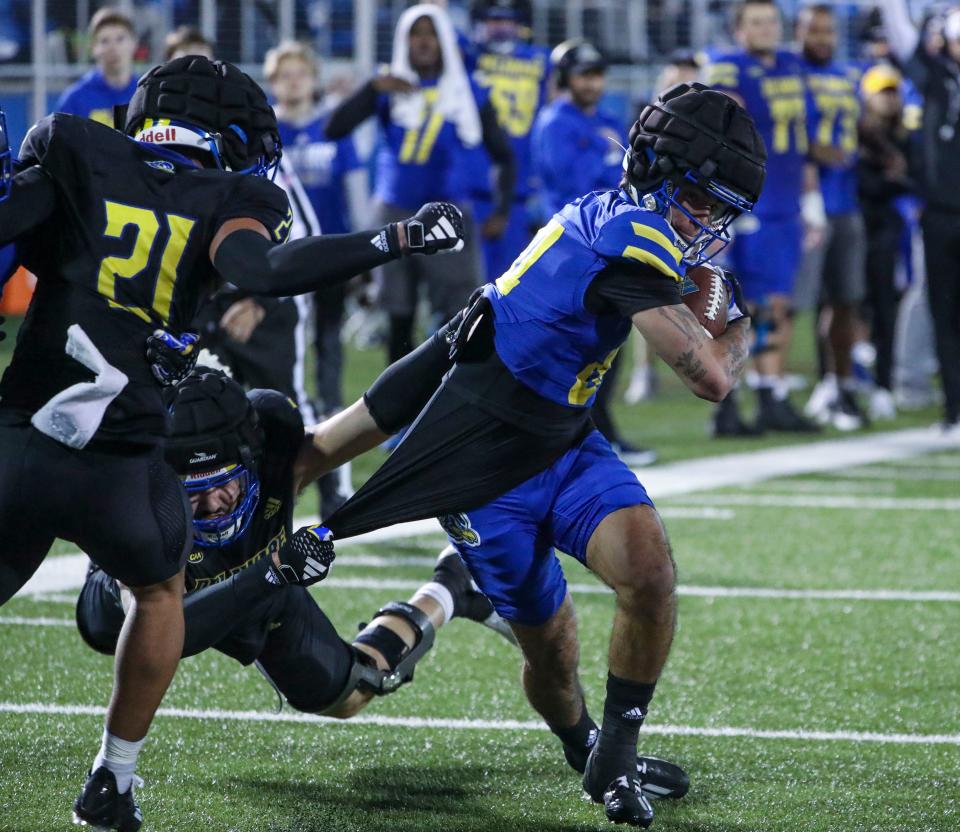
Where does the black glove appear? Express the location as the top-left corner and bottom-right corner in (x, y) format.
(146, 329), (200, 386)
(392, 202), (465, 256)
(0, 315), (5, 343)
(265, 524), (336, 587)
(720, 269), (750, 324)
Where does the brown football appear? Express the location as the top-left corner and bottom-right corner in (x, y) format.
(681, 265), (729, 338)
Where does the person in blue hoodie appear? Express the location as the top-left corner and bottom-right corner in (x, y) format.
(56, 7), (138, 125)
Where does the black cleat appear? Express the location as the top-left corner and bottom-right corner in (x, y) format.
(583, 749), (654, 828)
(564, 744), (689, 801)
(433, 547), (517, 645)
(636, 756), (689, 800)
(711, 393), (764, 437)
(756, 389), (821, 433)
(72, 767), (143, 832)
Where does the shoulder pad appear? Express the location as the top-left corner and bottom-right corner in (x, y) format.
(248, 388), (305, 435)
(18, 114), (62, 167)
(229, 175), (293, 244)
(592, 208), (684, 281)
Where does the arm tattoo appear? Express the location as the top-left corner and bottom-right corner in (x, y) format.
(655, 305), (708, 349)
(673, 349), (708, 384)
(716, 320), (751, 383)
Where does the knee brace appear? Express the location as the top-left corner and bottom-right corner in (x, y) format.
(322, 602), (436, 713)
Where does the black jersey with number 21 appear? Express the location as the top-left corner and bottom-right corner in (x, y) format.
(0, 114), (292, 445)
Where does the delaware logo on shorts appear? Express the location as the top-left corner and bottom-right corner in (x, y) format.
(438, 513), (481, 547)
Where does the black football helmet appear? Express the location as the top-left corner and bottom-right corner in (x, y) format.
(550, 39), (606, 89)
(124, 55), (282, 178)
(165, 370), (265, 547)
(622, 82), (766, 266)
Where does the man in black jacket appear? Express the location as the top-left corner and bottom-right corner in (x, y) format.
(879, 0), (960, 432)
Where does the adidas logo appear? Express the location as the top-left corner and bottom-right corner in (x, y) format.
(424, 215), (458, 243)
(621, 707), (647, 721)
(370, 230), (390, 252)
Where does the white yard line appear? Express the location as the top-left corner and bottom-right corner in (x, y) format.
(826, 466), (960, 481)
(734, 480), (898, 495)
(682, 494), (960, 511)
(0, 702), (955, 746)
(638, 427), (959, 497)
(16, 427), (956, 598)
(11, 577), (959, 619)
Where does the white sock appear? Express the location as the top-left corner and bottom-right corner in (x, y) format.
(92, 729), (145, 794)
(772, 376), (790, 401)
(417, 581), (455, 626)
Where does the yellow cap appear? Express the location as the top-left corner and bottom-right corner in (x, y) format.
(861, 63), (902, 96)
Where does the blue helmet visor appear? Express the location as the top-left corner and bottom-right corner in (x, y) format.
(183, 463), (260, 547)
(647, 170), (754, 267)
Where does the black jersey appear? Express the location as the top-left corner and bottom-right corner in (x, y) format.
(184, 389), (303, 593)
(0, 115), (292, 445)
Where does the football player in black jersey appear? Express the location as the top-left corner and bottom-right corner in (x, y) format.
(0, 55), (464, 831)
(76, 365), (515, 723)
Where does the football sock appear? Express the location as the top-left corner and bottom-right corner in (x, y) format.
(417, 581), (455, 626)
(551, 705), (598, 751)
(92, 729), (145, 794)
(593, 674), (657, 771)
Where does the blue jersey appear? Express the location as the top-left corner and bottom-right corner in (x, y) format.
(374, 79), (488, 210)
(531, 99), (625, 220)
(705, 49), (809, 218)
(804, 59), (861, 216)
(56, 69), (138, 126)
(278, 111), (362, 235)
(463, 40), (550, 199)
(484, 189), (685, 408)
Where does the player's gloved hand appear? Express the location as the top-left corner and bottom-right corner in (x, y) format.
(392, 202), (465, 256)
(720, 269), (750, 325)
(265, 524), (336, 586)
(0, 315), (5, 342)
(146, 329), (200, 386)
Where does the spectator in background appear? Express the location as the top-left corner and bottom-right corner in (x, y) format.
(796, 4), (869, 431)
(463, 0), (549, 282)
(857, 63), (915, 420)
(164, 25), (214, 61)
(531, 40), (623, 219)
(704, 0), (822, 436)
(879, 0), (960, 433)
(267, 41), (367, 419)
(531, 39), (655, 467)
(325, 3), (514, 365)
(56, 7), (137, 125)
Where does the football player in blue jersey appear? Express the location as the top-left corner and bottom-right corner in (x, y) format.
(796, 5), (870, 431)
(463, 0), (550, 281)
(322, 83), (765, 827)
(324, 3), (515, 365)
(56, 8), (139, 125)
(532, 39), (655, 467)
(704, 0), (823, 435)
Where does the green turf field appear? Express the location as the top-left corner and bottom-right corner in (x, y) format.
(2, 449), (959, 831)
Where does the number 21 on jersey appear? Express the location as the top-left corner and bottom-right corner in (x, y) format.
(97, 200), (197, 326)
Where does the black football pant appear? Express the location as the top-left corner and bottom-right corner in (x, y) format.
(921, 208), (960, 422)
(0, 411), (191, 603)
(863, 209), (904, 392)
(77, 561), (354, 713)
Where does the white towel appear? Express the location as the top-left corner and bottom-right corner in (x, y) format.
(389, 4), (483, 149)
(31, 324), (129, 449)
